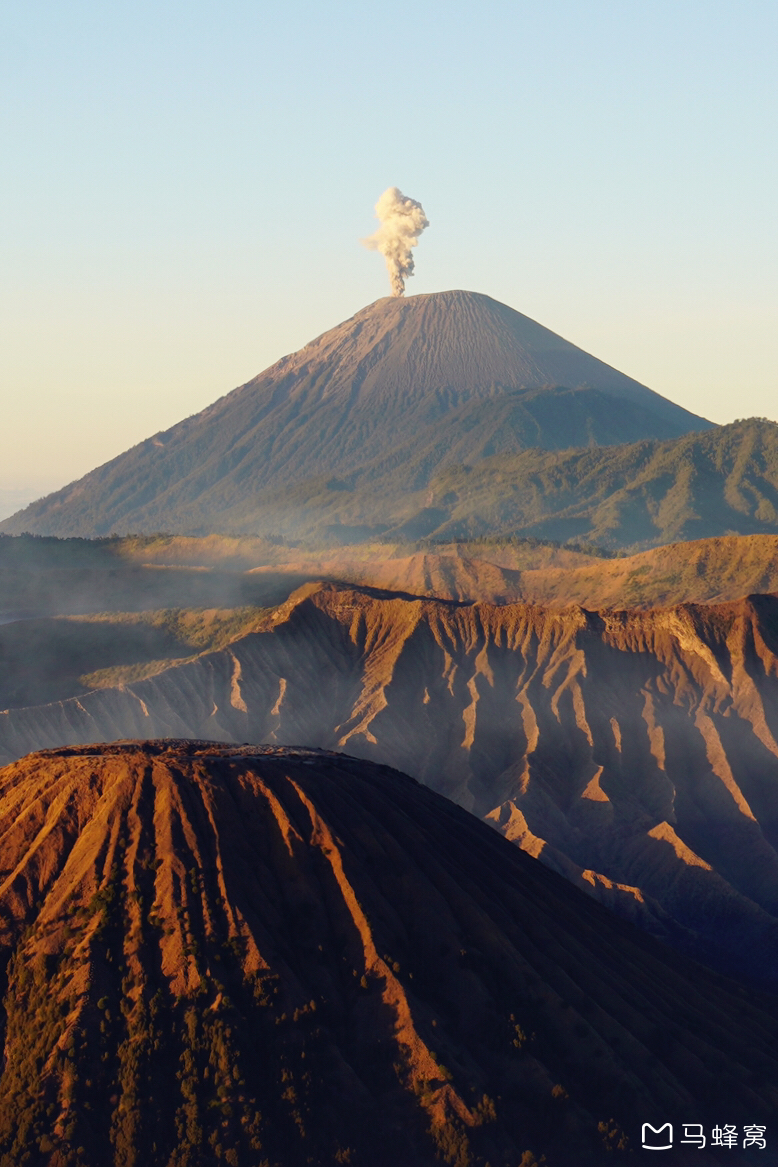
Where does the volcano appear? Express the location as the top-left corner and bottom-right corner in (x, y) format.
(1, 291), (711, 539)
(0, 740), (774, 1166)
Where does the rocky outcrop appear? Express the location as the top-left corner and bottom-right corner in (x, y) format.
(4, 585), (778, 988)
(0, 741), (774, 1166)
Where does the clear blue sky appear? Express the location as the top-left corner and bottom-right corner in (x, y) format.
(2, 0), (776, 500)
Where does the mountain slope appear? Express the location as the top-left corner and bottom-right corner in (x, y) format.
(4, 583), (778, 990)
(0, 291), (710, 539)
(0, 740), (775, 1166)
(365, 417), (778, 550)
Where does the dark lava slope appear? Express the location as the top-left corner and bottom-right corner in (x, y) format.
(1, 291), (710, 539)
(0, 740), (775, 1167)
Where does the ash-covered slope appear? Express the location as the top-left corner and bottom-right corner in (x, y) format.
(0, 740), (775, 1167)
(4, 583), (778, 991)
(1, 291), (710, 539)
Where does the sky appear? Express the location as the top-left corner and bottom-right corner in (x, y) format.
(1, 0), (777, 508)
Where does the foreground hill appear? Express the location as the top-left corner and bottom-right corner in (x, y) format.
(0, 291), (709, 539)
(0, 741), (774, 1166)
(4, 583), (778, 992)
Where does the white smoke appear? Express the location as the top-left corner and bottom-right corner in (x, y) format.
(362, 187), (429, 297)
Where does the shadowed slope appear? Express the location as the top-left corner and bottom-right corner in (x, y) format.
(0, 740), (775, 1166)
(0, 291), (709, 539)
(4, 584), (778, 990)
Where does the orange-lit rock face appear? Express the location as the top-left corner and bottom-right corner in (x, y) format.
(3, 584), (778, 986)
(0, 741), (776, 1166)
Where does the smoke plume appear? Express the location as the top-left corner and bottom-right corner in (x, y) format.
(362, 187), (429, 297)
